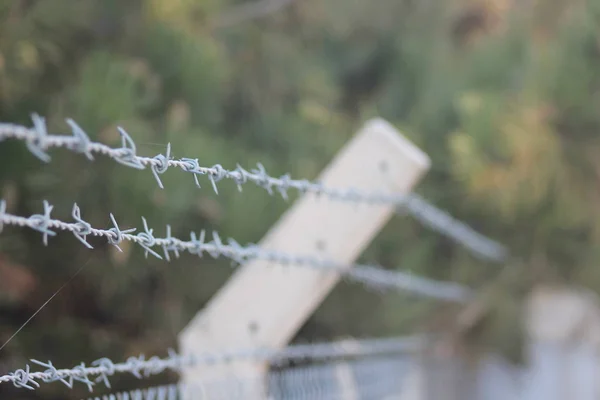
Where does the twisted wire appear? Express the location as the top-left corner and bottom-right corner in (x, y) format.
(0, 200), (471, 302)
(0, 336), (426, 392)
(0, 115), (508, 263)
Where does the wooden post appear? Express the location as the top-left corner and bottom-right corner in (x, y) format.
(178, 118), (431, 398)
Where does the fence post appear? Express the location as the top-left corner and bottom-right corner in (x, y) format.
(334, 339), (360, 400)
(178, 118), (431, 398)
(523, 284), (600, 400)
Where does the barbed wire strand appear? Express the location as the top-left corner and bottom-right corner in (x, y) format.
(0, 115), (508, 263)
(0, 200), (471, 302)
(0, 336), (426, 392)
(82, 357), (415, 400)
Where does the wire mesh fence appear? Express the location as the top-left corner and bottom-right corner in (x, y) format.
(82, 354), (417, 400)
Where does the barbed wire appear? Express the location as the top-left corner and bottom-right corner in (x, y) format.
(402, 193), (507, 262)
(0, 335), (426, 391)
(84, 384), (182, 400)
(0, 115), (508, 263)
(0, 200), (471, 302)
(82, 355), (415, 400)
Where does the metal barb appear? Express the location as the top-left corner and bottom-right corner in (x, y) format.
(208, 231), (224, 258)
(180, 158), (202, 188)
(162, 224), (180, 261)
(208, 164), (226, 194)
(137, 217), (162, 259)
(233, 164), (248, 192)
(29, 200), (56, 245)
(27, 114), (51, 162)
(71, 363), (95, 392)
(251, 163), (273, 195)
(30, 360), (69, 387)
(115, 127), (145, 170)
(10, 365), (40, 390)
(277, 174), (291, 201)
(71, 203), (93, 249)
(90, 358), (115, 389)
(125, 355), (145, 379)
(107, 213), (136, 252)
(66, 119), (95, 161)
(150, 143), (171, 189)
(225, 238), (245, 265)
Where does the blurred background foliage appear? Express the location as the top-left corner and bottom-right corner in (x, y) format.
(1, 0), (600, 398)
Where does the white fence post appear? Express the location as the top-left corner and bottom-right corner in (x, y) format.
(178, 118), (431, 398)
(334, 339), (361, 400)
(523, 284), (600, 400)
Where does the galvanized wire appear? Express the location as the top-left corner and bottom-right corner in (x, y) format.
(403, 193), (507, 262)
(0, 200), (472, 302)
(0, 335), (425, 392)
(0, 115), (508, 263)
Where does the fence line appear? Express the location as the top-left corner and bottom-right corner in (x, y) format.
(0, 335), (426, 392)
(82, 355), (415, 400)
(0, 115), (508, 263)
(0, 200), (472, 302)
